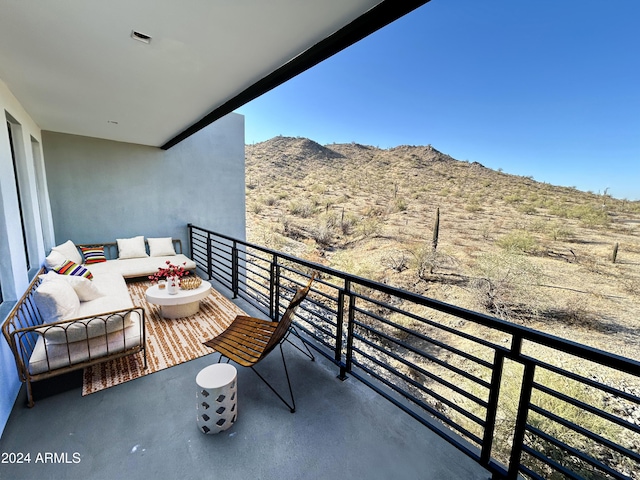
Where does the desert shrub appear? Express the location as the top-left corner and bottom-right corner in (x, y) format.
(330, 251), (380, 285)
(528, 218), (548, 233)
(361, 205), (386, 218)
(503, 194), (524, 204)
(262, 195), (277, 206)
(312, 222), (334, 247)
(393, 197), (408, 212)
(249, 202), (263, 214)
(480, 224), (494, 241)
(465, 202), (483, 213)
(340, 211), (359, 235)
(311, 183), (328, 194)
(497, 230), (539, 254)
(280, 215), (291, 234)
(547, 221), (573, 241)
(381, 250), (409, 273)
(318, 211), (340, 229)
(357, 216), (383, 238)
(516, 203), (537, 215)
(548, 203), (569, 218)
(567, 205), (610, 227)
(471, 250), (544, 320)
(289, 200), (315, 218)
(410, 244), (457, 279)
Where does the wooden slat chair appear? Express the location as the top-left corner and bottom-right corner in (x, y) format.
(203, 274), (315, 413)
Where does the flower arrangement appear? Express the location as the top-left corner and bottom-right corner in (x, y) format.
(149, 260), (190, 288)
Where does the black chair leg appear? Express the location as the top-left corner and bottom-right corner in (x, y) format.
(286, 326), (315, 362)
(251, 344), (296, 413)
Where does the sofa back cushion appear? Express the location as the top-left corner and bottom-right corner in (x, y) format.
(39, 271), (104, 301)
(116, 235), (149, 259)
(148, 237), (177, 257)
(51, 240), (83, 266)
(80, 246), (107, 264)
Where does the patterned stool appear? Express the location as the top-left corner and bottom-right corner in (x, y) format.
(196, 363), (237, 434)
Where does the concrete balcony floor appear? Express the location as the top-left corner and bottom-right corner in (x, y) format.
(0, 285), (491, 480)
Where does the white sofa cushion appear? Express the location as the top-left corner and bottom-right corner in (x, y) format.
(88, 254), (196, 278)
(148, 237), (176, 257)
(29, 315), (143, 374)
(116, 235), (148, 259)
(76, 271), (134, 317)
(39, 271), (104, 301)
(33, 281), (80, 323)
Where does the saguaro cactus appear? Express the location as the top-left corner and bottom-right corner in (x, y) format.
(432, 207), (440, 252)
(429, 208), (440, 275)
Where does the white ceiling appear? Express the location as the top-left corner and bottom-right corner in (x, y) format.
(0, 0), (383, 147)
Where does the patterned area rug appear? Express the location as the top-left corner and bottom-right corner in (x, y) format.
(82, 281), (246, 396)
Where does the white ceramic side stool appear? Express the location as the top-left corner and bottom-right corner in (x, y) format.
(196, 363), (237, 434)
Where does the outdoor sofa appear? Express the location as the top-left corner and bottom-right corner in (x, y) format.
(2, 236), (196, 406)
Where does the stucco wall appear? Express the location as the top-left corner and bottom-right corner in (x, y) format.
(0, 78), (53, 438)
(42, 113), (246, 251)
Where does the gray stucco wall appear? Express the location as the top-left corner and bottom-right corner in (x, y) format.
(42, 113), (245, 253)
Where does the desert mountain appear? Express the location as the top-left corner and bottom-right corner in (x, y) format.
(245, 136), (640, 359)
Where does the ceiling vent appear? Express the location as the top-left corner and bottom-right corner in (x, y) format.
(131, 30), (152, 44)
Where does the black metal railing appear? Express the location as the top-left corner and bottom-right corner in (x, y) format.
(189, 224), (640, 480)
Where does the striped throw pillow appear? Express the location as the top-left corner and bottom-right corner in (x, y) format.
(80, 246), (107, 264)
(54, 260), (94, 280)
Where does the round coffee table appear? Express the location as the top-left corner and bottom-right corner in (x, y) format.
(145, 280), (212, 319)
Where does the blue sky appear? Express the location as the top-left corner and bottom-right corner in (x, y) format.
(236, 0), (639, 200)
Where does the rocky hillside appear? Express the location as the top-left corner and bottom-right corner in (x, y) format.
(245, 136), (640, 359)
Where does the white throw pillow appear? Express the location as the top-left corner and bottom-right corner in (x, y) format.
(39, 271), (104, 301)
(33, 280), (80, 323)
(44, 250), (67, 270)
(148, 237), (176, 257)
(51, 240), (83, 266)
(116, 235), (148, 259)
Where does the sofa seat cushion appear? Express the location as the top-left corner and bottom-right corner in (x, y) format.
(75, 271), (134, 317)
(29, 315), (143, 374)
(87, 254), (196, 278)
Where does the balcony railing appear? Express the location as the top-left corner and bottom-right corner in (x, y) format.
(189, 224), (640, 480)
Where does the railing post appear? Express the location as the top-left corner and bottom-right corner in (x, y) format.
(269, 254), (277, 320)
(341, 285), (356, 380)
(481, 350), (506, 466)
(206, 232), (213, 280)
(231, 240), (238, 299)
(507, 360), (535, 480)
(335, 279), (350, 379)
(273, 263), (281, 321)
